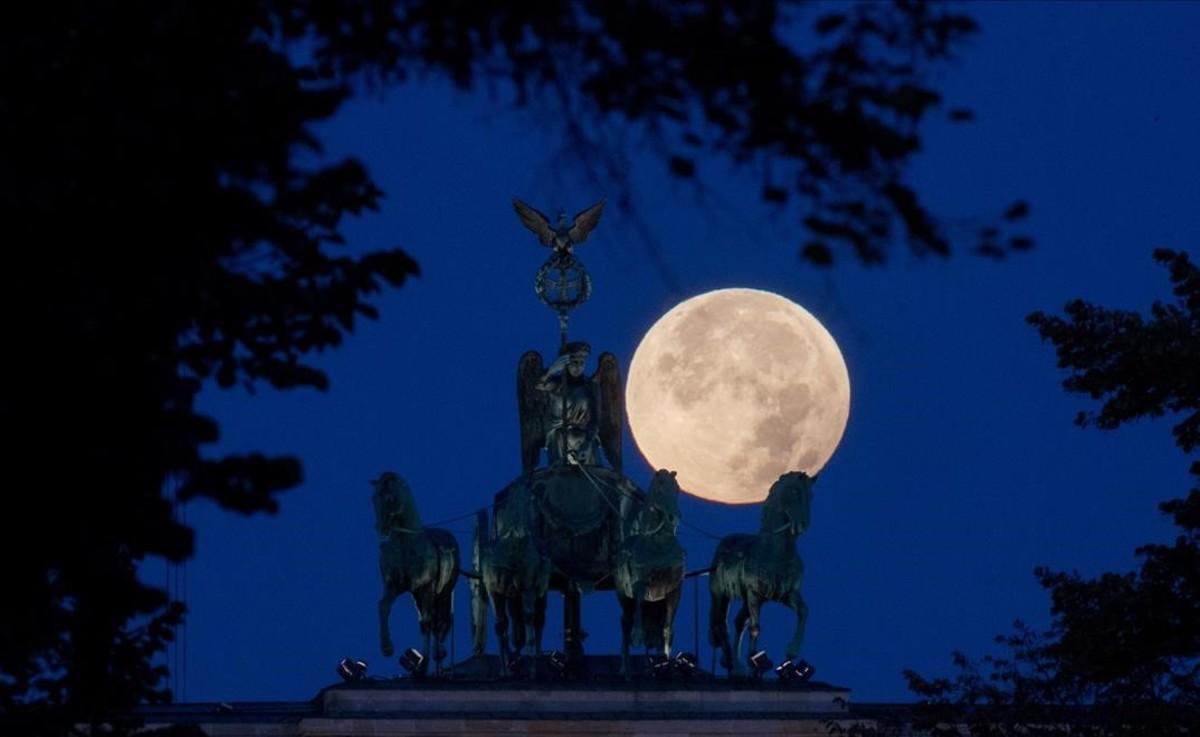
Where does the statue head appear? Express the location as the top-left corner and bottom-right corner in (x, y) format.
(559, 340), (591, 378)
(371, 471), (419, 536)
(760, 471), (815, 538)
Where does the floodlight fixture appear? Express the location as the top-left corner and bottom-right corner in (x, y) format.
(775, 658), (815, 683)
(749, 650), (773, 674)
(673, 651), (699, 677)
(399, 648), (426, 675)
(647, 653), (671, 676)
(544, 649), (568, 673)
(507, 653), (530, 675)
(337, 657), (368, 682)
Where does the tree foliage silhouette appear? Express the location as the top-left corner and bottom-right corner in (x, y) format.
(2, 1), (1024, 734)
(895, 250), (1200, 734)
(301, 0), (1027, 265)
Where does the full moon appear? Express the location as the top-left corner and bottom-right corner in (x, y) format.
(626, 288), (850, 505)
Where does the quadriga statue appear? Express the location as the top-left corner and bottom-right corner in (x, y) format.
(372, 472), (460, 675)
(614, 469), (685, 678)
(708, 471), (814, 677)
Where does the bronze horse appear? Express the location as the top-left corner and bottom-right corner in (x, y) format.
(472, 479), (552, 677)
(708, 471), (814, 677)
(373, 472), (460, 675)
(614, 469), (685, 678)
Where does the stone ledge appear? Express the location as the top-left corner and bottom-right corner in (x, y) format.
(296, 716), (863, 736)
(324, 682), (850, 716)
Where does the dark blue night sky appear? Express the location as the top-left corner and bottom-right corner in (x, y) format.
(163, 3), (1200, 702)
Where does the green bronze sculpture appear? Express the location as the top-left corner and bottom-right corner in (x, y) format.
(372, 472), (460, 675)
(472, 479), (552, 677)
(517, 340), (623, 473)
(614, 469), (685, 678)
(360, 199), (834, 682)
(708, 471), (814, 677)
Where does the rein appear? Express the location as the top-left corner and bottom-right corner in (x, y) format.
(575, 462), (622, 515)
(378, 492), (424, 536)
(386, 525), (424, 535)
(769, 518), (793, 535)
(634, 506), (672, 537)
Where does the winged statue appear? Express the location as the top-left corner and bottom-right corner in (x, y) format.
(513, 198), (606, 256)
(517, 341), (623, 475)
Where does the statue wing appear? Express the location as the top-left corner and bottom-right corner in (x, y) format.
(513, 198), (556, 247)
(517, 350), (547, 473)
(568, 199), (606, 245)
(594, 351), (623, 474)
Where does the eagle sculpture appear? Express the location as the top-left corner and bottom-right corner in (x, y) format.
(513, 198), (606, 256)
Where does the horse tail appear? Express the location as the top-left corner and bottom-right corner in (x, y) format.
(708, 587), (730, 648)
(473, 509), (485, 575)
(707, 539), (733, 648)
(470, 508), (490, 656)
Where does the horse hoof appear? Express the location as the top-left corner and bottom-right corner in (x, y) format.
(382, 644), (394, 658)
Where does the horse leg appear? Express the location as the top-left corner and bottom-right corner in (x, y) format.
(631, 580), (647, 649)
(436, 591), (452, 670)
(745, 592), (764, 678)
(470, 574), (488, 657)
(784, 590), (809, 661)
(732, 602), (750, 677)
(378, 582), (400, 658)
(708, 590), (733, 674)
(618, 593), (634, 679)
(416, 588), (436, 676)
(492, 591), (511, 675)
(511, 592), (528, 658)
(520, 588), (539, 678)
(533, 592), (547, 679)
(662, 585), (682, 661)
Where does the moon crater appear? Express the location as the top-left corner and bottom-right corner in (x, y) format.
(626, 288), (850, 505)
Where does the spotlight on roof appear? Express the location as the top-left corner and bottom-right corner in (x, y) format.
(749, 650), (773, 675)
(399, 648), (426, 675)
(647, 653), (671, 676)
(508, 654), (529, 675)
(544, 650), (568, 674)
(673, 651), (699, 677)
(337, 657), (368, 682)
(775, 658), (816, 683)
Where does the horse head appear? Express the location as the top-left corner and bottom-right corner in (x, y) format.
(760, 471), (815, 538)
(636, 469), (681, 536)
(371, 471), (421, 536)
